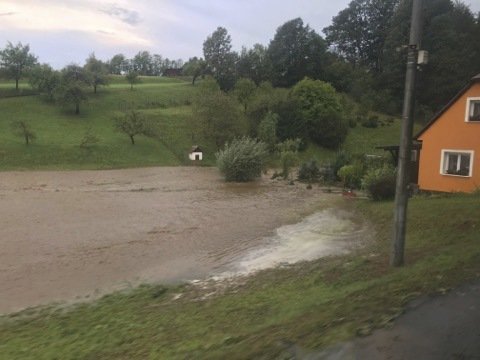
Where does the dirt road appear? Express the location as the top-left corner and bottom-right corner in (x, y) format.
(0, 167), (338, 314)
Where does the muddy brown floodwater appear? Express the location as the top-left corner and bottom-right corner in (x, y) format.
(0, 166), (350, 314)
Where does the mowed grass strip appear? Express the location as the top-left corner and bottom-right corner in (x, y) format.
(1, 193), (479, 359)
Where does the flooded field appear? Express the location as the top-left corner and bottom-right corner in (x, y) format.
(0, 167), (365, 314)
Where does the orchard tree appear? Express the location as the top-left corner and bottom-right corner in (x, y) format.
(11, 120), (36, 145)
(267, 18), (327, 87)
(183, 57), (208, 85)
(56, 64), (90, 115)
(84, 53), (109, 93)
(126, 70), (140, 90)
(0, 41), (38, 90)
(29, 64), (60, 100)
(114, 109), (153, 145)
(203, 27), (237, 91)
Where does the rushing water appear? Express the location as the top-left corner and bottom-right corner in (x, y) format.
(214, 208), (366, 278)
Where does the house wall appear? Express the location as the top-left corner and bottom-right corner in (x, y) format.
(189, 152), (203, 161)
(418, 82), (480, 192)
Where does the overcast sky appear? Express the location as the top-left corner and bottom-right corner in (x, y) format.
(0, 0), (479, 69)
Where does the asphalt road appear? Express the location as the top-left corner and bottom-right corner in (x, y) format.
(314, 280), (480, 359)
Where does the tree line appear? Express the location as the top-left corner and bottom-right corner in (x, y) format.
(1, 0), (479, 121)
(188, 0), (479, 119)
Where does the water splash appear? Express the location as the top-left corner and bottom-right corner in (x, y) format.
(216, 208), (365, 278)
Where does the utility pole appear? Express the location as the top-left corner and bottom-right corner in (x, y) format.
(391, 0), (423, 267)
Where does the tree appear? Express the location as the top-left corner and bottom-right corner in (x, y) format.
(0, 41), (38, 91)
(114, 109), (153, 145)
(267, 18), (327, 87)
(324, 0), (400, 72)
(257, 111), (278, 152)
(203, 27), (237, 91)
(126, 70), (140, 90)
(382, 0), (480, 114)
(132, 51), (153, 75)
(237, 44), (272, 85)
(193, 77), (247, 148)
(291, 78), (347, 149)
(56, 64), (90, 115)
(84, 53), (109, 93)
(29, 64), (60, 101)
(108, 53), (127, 75)
(11, 120), (36, 145)
(216, 137), (268, 182)
(234, 78), (257, 112)
(183, 57), (208, 85)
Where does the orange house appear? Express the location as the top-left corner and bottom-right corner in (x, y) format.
(416, 74), (480, 192)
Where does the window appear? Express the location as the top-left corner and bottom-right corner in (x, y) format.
(441, 150), (473, 177)
(466, 98), (480, 122)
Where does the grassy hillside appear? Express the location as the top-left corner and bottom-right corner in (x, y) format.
(0, 77), (208, 170)
(0, 76), (420, 171)
(1, 193), (479, 358)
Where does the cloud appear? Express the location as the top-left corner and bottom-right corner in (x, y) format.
(100, 3), (141, 26)
(0, 11), (15, 16)
(0, 0), (152, 47)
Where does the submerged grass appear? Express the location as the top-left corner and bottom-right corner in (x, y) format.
(1, 193), (479, 359)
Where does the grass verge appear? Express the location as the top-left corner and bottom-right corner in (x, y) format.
(1, 193), (479, 359)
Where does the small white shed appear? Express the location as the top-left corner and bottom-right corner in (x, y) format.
(189, 146), (203, 161)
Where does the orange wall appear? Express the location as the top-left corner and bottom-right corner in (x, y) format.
(418, 82), (480, 192)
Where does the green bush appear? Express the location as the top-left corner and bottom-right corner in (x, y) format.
(337, 162), (364, 189)
(361, 115), (379, 128)
(362, 164), (396, 200)
(298, 159), (320, 182)
(216, 137), (268, 182)
(326, 150), (351, 182)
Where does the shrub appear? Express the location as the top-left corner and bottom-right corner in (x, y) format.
(298, 159), (320, 182)
(276, 139), (301, 179)
(337, 162), (364, 189)
(361, 115), (379, 128)
(216, 137), (268, 182)
(328, 150), (351, 182)
(80, 127), (100, 148)
(280, 151), (298, 180)
(362, 165), (396, 200)
(348, 118), (357, 128)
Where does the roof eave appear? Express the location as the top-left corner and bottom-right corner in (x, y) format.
(414, 74), (480, 139)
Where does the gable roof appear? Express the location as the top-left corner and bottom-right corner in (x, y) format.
(415, 74), (480, 139)
(190, 145), (202, 153)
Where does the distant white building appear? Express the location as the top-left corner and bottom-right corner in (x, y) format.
(189, 146), (203, 161)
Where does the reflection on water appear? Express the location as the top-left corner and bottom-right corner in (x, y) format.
(217, 209), (366, 278)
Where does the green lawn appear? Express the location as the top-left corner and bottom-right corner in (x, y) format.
(1, 193), (479, 359)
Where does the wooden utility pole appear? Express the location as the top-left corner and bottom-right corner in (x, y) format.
(391, 0), (423, 267)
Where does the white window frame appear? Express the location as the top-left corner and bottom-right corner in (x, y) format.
(465, 97), (480, 122)
(440, 149), (474, 177)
